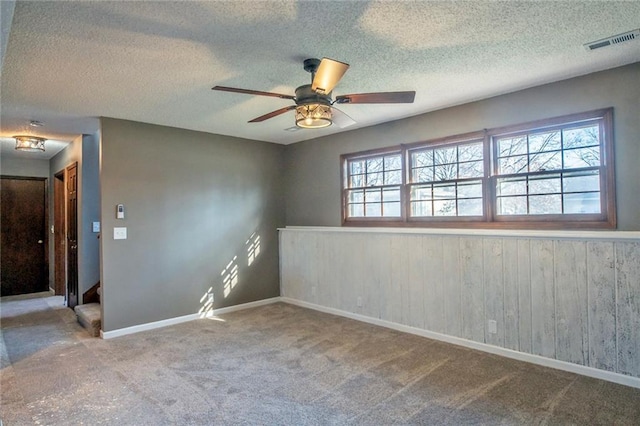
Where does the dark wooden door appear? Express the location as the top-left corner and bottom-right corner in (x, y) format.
(1, 177), (48, 296)
(66, 164), (78, 308)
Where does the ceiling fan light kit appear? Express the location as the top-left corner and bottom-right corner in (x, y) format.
(212, 57), (416, 130)
(295, 104), (332, 129)
(14, 135), (46, 152)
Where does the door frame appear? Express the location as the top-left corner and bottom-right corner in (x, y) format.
(54, 170), (66, 296)
(0, 175), (49, 294)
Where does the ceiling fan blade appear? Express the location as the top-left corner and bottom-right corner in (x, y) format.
(212, 86), (295, 100)
(311, 58), (349, 95)
(334, 91), (416, 104)
(331, 107), (356, 129)
(248, 105), (296, 123)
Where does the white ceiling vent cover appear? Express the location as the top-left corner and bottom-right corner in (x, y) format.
(584, 29), (640, 51)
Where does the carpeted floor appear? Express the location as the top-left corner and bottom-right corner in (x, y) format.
(1, 293), (639, 425)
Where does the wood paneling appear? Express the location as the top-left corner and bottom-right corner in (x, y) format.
(407, 236), (425, 328)
(460, 237), (484, 343)
(363, 234), (390, 319)
(616, 242), (640, 377)
(530, 240), (555, 359)
(587, 241), (616, 371)
(423, 236), (445, 333)
(554, 241), (588, 365)
(280, 229), (640, 380)
(484, 238), (504, 347)
(390, 235), (409, 325)
(442, 237), (462, 338)
(516, 239), (532, 353)
(502, 238), (519, 351)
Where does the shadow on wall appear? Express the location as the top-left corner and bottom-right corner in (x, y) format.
(198, 230), (262, 318)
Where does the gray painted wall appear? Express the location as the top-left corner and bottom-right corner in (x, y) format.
(80, 133), (101, 298)
(285, 63), (640, 231)
(99, 118), (285, 331)
(0, 156), (50, 178)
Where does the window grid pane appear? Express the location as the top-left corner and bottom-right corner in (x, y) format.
(410, 141), (484, 184)
(409, 179), (483, 218)
(408, 140), (484, 218)
(495, 123), (602, 177)
(346, 152), (402, 218)
(496, 170), (602, 215)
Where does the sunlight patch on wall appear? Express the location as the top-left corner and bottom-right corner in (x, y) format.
(246, 232), (261, 266)
(198, 287), (226, 321)
(222, 256), (239, 298)
(198, 286), (213, 317)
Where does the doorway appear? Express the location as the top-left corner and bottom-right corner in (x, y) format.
(1, 176), (48, 296)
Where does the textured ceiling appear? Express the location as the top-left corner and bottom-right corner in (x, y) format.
(1, 0), (639, 152)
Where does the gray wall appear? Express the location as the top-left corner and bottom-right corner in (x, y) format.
(0, 156), (50, 178)
(80, 132), (101, 298)
(99, 118), (285, 331)
(285, 63), (640, 231)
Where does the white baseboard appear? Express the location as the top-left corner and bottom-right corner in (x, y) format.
(101, 297), (281, 339)
(209, 297), (281, 316)
(101, 313), (200, 339)
(280, 297), (640, 390)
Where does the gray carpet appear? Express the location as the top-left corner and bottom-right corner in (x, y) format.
(1, 293), (639, 425)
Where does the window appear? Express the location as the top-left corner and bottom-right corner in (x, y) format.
(343, 150), (402, 219)
(341, 109), (615, 228)
(408, 139), (485, 219)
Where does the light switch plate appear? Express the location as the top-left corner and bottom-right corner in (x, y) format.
(92, 222), (101, 233)
(113, 227), (127, 240)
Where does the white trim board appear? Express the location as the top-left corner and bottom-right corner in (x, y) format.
(280, 297), (640, 390)
(100, 297), (281, 339)
(279, 226), (640, 241)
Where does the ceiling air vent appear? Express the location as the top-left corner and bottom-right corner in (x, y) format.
(584, 29), (640, 51)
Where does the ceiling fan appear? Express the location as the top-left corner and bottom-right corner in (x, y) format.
(212, 57), (416, 129)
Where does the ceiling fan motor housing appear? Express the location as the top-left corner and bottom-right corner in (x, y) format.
(295, 84), (332, 106)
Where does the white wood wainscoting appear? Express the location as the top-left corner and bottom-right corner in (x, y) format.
(279, 227), (640, 388)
